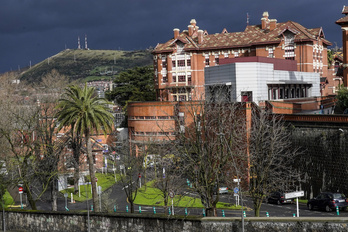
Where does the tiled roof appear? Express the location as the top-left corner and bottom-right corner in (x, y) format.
(342, 5), (348, 14)
(154, 19), (331, 53)
(336, 15), (348, 25)
(334, 51), (343, 62)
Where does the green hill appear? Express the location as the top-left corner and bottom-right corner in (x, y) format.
(19, 49), (153, 82)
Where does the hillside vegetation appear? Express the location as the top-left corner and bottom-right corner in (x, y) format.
(19, 49), (153, 82)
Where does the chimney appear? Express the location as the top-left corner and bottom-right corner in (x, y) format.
(198, 30), (204, 44)
(190, 19), (196, 27)
(261, 11), (269, 29)
(188, 25), (194, 37)
(269, 19), (277, 30)
(173, 28), (180, 39)
(188, 19), (197, 37)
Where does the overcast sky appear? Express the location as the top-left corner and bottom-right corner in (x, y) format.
(0, 0), (347, 73)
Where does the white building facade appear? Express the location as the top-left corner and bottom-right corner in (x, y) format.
(204, 57), (320, 104)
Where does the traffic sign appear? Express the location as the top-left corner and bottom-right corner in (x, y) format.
(138, 173), (141, 178)
(285, 191), (304, 199)
(19, 187), (23, 194)
(169, 191), (175, 198)
(95, 177), (98, 182)
(234, 187), (239, 194)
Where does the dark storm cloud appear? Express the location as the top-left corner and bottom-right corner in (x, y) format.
(0, 0), (347, 73)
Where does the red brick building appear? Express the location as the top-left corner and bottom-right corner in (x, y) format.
(336, 6), (348, 87)
(153, 12), (332, 101)
(129, 12), (335, 150)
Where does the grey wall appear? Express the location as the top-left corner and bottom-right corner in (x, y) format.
(2, 211), (348, 232)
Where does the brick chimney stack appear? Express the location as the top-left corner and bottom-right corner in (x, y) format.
(188, 19), (197, 37)
(173, 28), (180, 39)
(198, 30), (204, 44)
(261, 11), (269, 29)
(269, 19), (277, 30)
(188, 25), (194, 37)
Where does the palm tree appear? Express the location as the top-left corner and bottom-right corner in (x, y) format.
(55, 84), (114, 212)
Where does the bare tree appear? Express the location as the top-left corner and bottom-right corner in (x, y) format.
(0, 96), (44, 210)
(117, 142), (143, 213)
(248, 108), (300, 216)
(171, 88), (246, 216)
(0, 70), (69, 210)
(33, 70), (69, 211)
(144, 142), (184, 215)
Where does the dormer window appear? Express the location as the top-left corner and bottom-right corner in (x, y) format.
(283, 31), (295, 60)
(284, 31), (294, 46)
(177, 42), (184, 54)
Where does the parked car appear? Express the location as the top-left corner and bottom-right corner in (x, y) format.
(307, 192), (348, 212)
(219, 187), (229, 194)
(267, 191), (292, 204)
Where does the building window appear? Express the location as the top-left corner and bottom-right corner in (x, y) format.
(241, 91), (252, 102)
(268, 48), (274, 58)
(177, 43), (184, 54)
(188, 75), (192, 84)
(172, 60), (176, 68)
(279, 88), (284, 99)
(162, 57), (167, 68)
(285, 46), (295, 60)
(284, 31), (295, 60)
(215, 55), (219, 66)
(187, 59), (191, 67)
(178, 75), (186, 82)
(172, 74), (176, 82)
(224, 52), (229, 58)
(162, 75), (168, 83)
(284, 32), (294, 46)
(205, 55), (210, 67)
(178, 60), (185, 67)
(234, 51), (239, 57)
(179, 95), (186, 101)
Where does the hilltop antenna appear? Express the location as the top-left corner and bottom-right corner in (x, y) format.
(85, 34), (88, 50)
(78, 36), (81, 49)
(247, 13), (249, 26)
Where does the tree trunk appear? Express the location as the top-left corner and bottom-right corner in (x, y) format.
(164, 197), (168, 215)
(130, 201), (134, 213)
(253, 198), (262, 217)
(86, 131), (99, 212)
(51, 179), (57, 211)
(25, 184), (36, 210)
(73, 165), (80, 194)
(206, 207), (217, 217)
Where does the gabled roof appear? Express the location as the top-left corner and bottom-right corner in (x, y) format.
(336, 15), (348, 25)
(154, 18), (331, 54)
(336, 6), (348, 25)
(342, 5), (348, 14)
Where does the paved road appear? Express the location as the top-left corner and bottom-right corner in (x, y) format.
(30, 186), (348, 218)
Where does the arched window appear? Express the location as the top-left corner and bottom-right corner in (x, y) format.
(283, 31), (295, 60)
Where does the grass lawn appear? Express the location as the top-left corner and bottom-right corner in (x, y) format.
(295, 199), (308, 204)
(61, 173), (119, 202)
(134, 182), (241, 210)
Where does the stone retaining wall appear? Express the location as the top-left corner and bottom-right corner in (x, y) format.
(1, 211), (348, 232)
